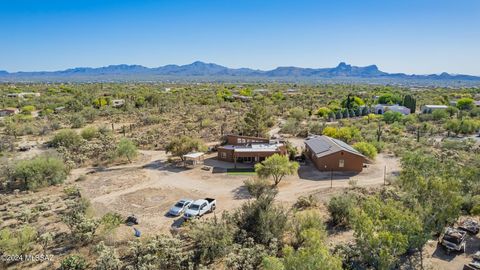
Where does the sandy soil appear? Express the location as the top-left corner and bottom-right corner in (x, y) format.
(74, 149), (399, 239)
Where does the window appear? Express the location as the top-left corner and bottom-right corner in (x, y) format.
(221, 152), (227, 159)
(339, 159), (345, 168)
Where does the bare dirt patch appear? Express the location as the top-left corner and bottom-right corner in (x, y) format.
(72, 149), (400, 241)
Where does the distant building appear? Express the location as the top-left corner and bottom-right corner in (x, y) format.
(304, 135), (367, 173)
(54, 106), (66, 113)
(231, 95), (252, 102)
(286, 89), (298, 94)
(7, 92), (41, 98)
(421, 105), (448, 114)
(0, 108), (20, 117)
(253, 88), (268, 94)
(217, 135), (287, 166)
(374, 104), (410, 115)
(112, 99), (125, 107)
(19, 92), (41, 98)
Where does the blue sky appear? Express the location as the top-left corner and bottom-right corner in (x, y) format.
(1, 0), (479, 75)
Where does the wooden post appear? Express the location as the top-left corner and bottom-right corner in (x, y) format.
(330, 170), (333, 189)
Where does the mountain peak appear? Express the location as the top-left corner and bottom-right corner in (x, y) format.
(1, 62), (479, 86)
(336, 62), (351, 69)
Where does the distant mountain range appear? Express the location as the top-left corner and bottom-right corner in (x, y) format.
(1, 61), (479, 86)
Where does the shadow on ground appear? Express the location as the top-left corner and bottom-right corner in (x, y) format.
(297, 161), (359, 181)
(141, 160), (188, 173)
(231, 185), (252, 200)
(203, 157), (254, 174)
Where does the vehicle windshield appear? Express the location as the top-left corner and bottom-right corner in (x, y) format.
(444, 234), (463, 245)
(189, 204), (200, 210)
(174, 202), (185, 208)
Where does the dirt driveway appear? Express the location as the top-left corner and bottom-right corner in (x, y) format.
(75, 150), (399, 237)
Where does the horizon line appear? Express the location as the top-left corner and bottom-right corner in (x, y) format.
(1, 61), (479, 77)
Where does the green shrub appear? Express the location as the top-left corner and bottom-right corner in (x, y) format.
(69, 114), (86, 128)
(353, 142), (377, 159)
(21, 105), (35, 115)
(293, 195), (319, 210)
(383, 111), (403, 124)
(116, 138), (138, 163)
(0, 226), (37, 254)
(327, 194), (357, 227)
(80, 126), (99, 140)
(51, 129), (83, 149)
(100, 212), (123, 232)
(244, 178), (275, 199)
(64, 185), (81, 197)
(61, 254), (88, 270)
(12, 155), (69, 190)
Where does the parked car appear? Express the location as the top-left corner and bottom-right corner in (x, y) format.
(473, 251), (480, 261)
(18, 145), (32, 151)
(183, 198), (216, 220)
(464, 261), (480, 270)
(168, 199), (193, 216)
(459, 219), (480, 235)
(440, 227), (467, 253)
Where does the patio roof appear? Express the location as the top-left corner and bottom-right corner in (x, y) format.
(182, 152), (205, 159)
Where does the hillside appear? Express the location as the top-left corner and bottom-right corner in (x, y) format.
(1, 61), (479, 86)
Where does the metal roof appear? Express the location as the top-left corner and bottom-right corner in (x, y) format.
(304, 135), (364, 158)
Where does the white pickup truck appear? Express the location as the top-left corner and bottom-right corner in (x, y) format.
(183, 198), (216, 220)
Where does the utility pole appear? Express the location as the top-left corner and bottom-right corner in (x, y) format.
(384, 165), (387, 186)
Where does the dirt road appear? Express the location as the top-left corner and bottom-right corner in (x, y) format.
(74, 150), (399, 237)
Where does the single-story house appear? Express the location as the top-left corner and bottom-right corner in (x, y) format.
(421, 105), (448, 114)
(0, 108), (20, 117)
(217, 135), (287, 166)
(112, 99), (125, 108)
(231, 95), (252, 102)
(374, 104), (410, 115)
(19, 92), (41, 98)
(304, 135), (367, 172)
(253, 88), (269, 94)
(7, 92), (41, 98)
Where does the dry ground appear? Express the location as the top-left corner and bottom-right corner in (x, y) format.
(74, 150), (400, 238)
(73, 149), (479, 269)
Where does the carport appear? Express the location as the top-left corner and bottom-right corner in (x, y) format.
(182, 152), (205, 168)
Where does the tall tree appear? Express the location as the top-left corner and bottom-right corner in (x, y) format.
(402, 94), (416, 113)
(243, 102), (271, 137)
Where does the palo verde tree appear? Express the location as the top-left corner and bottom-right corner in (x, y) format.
(115, 138), (138, 163)
(255, 154), (299, 186)
(165, 135), (207, 161)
